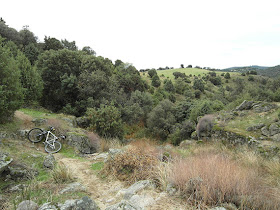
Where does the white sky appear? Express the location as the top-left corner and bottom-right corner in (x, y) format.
(1, 0), (280, 69)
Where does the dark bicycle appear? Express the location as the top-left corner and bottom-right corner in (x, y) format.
(27, 127), (65, 153)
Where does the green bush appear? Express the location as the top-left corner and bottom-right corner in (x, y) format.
(86, 103), (124, 139)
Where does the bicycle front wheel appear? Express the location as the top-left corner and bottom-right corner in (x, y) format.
(45, 141), (62, 153)
(28, 128), (44, 143)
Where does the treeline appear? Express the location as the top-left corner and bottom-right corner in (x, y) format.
(1, 19), (280, 145)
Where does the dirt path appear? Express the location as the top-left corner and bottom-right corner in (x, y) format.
(54, 154), (125, 209)
(53, 154), (187, 210)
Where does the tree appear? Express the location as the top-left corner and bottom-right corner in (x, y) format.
(181, 64), (184, 68)
(174, 78), (188, 94)
(151, 75), (161, 87)
(148, 69), (157, 78)
(37, 49), (82, 111)
(19, 26), (37, 47)
(224, 72), (231, 79)
(147, 99), (176, 140)
(23, 43), (40, 65)
(164, 79), (175, 93)
(193, 79), (205, 92)
(61, 39), (78, 51)
(0, 37), (24, 123)
(82, 46), (96, 56)
(43, 36), (63, 51)
(16, 51), (43, 103)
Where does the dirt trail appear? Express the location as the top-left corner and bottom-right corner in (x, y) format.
(54, 154), (187, 210)
(54, 154), (125, 209)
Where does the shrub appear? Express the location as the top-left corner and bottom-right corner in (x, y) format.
(224, 72), (231, 79)
(196, 115), (214, 139)
(193, 79), (204, 92)
(148, 69), (157, 78)
(102, 146), (159, 184)
(248, 76), (254, 81)
(86, 103), (124, 139)
(51, 163), (75, 183)
(189, 100), (214, 122)
(151, 75), (161, 87)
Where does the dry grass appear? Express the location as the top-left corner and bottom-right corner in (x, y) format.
(51, 163), (75, 184)
(14, 110), (33, 129)
(167, 151), (280, 209)
(46, 118), (66, 135)
(99, 138), (123, 152)
(86, 131), (100, 151)
(102, 146), (159, 184)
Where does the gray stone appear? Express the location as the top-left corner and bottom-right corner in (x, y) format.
(166, 183), (177, 196)
(66, 132), (97, 154)
(43, 154), (56, 170)
(38, 202), (57, 210)
(93, 152), (108, 161)
(261, 126), (270, 137)
(271, 133), (280, 141)
(17, 200), (38, 210)
(121, 180), (152, 200)
(8, 184), (26, 192)
(253, 103), (278, 113)
(246, 123), (265, 131)
(129, 195), (155, 209)
(269, 123), (280, 136)
(76, 116), (90, 128)
(210, 208), (226, 210)
(59, 182), (87, 194)
(59, 196), (99, 210)
(32, 118), (47, 126)
(8, 163), (38, 180)
(105, 200), (141, 210)
(0, 152), (13, 174)
(62, 117), (77, 128)
(17, 130), (29, 139)
(235, 100), (254, 111)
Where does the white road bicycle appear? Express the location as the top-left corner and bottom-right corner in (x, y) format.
(27, 127), (65, 153)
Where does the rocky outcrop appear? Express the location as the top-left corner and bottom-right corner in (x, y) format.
(0, 152), (13, 174)
(7, 163), (38, 181)
(31, 118), (47, 126)
(17, 200), (38, 210)
(58, 196), (99, 210)
(235, 100), (277, 113)
(212, 129), (250, 145)
(59, 182), (87, 194)
(66, 132), (97, 154)
(43, 154), (56, 170)
(235, 100), (254, 111)
(246, 123), (265, 131)
(76, 116), (90, 128)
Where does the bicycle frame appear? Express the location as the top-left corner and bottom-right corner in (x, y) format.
(44, 131), (58, 148)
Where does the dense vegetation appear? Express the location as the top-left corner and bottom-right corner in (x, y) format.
(1, 18), (280, 145)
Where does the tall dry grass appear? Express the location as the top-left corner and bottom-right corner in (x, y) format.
(167, 152), (280, 209)
(14, 111), (33, 129)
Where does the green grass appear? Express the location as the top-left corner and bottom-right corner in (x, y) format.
(19, 108), (56, 119)
(91, 162), (104, 171)
(60, 145), (84, 160)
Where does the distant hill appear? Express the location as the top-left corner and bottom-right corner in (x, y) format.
(222, 65), (280, 78)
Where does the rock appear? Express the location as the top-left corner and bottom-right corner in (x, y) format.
(271, 133), (280, 141)
(59, 196), (99, 210)
(59, 182), (87, 194)
(261, 126), (270, 137)
(0, 152), (13, 174)
(93, 152), (108, 161)
(166, 183), (177, 196)
(210, 207), (226, 210)
(105, 200), (141, 210)
(8, 163), (38, 181)
(43, 154), (56, 170)
(32, 118), (47, 126)
(62, 117), (77, 128)
(66, 132), (97, 154)
(107, 148), (123, 160)
(253, 103), (278, 113)
(7, 184), (26, 192)
(235, 100), (254, 111)
(246, 123), (265, 131)
(76, 116), (90, 128)
(38, 202), (57, 210)
(17, 200), (38, 210)
(17, 130), (29, 139)
(129, 194), (155, 209)
(119, 180), (153, 200)
(179, 140), (196, 149)
(269, 123), (280, 136)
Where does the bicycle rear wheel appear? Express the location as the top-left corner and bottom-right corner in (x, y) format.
(45, 141), (62, 153)
(28, 128), (44, 143)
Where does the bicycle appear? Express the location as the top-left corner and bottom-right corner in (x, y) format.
(27, 127), (66, 153)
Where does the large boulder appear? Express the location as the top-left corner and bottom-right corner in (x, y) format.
(235, 100), (254, 111)
(66, 132), (97, 154)
(261, 126), (270, 137)
(17, 200), (38, 210)
(76, 116), (90, 128)
(105, 200), (141, 210)
(269, 123), (280, 136)
(8, 163), (38, 181)
(59, 196), (99, 210)
(117, 180), (153, 200)
(246, 123), (265, 131)
(253, 103), (278, 113)
(0, 152), (13, 174)
(38, 203), (57, 210)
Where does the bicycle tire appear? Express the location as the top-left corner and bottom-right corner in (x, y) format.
(45, 141), (62, 153)
(28, 128), (44, 143)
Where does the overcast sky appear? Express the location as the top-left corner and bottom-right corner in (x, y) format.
(1, 0), (280, 69)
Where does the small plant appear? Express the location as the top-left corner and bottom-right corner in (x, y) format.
(51, 163), (75, 184)
(91, 162), (104, 171)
